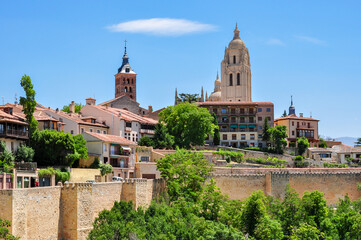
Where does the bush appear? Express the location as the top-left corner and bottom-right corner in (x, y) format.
(323, 162), (348, 168)
(246, 157), (287, 165)
(38, 167), (55, 178)
(14, 145), (34, 162)
(289, 142), (296, 148)
(55, 169), (70, 183)
(213, 150), (244, 163)
(99, 163), (113, 176)
(294, 156), (309, 168)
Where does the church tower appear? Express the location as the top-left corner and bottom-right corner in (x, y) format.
(221, 24), (252, 102)
(114, 42), (137, 101)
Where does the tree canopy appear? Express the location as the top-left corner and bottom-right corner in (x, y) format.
(355, 137), (361, 147)
(159, 102), (217, 148)
(61, 102), (84, 113)
(178, 93), (199, 103)
(19, 74), (38, 141)
(268, 125), (288, 154)
(297, 136), (310, 156)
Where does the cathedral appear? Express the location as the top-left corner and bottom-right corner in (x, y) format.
(195, 25), (275, 148)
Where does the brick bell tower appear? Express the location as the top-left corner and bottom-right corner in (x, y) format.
(114, 41), (137, 101)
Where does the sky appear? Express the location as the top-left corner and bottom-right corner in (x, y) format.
(0, 0), (360, 138)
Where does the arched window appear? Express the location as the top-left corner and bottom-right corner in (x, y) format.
(237, 73), (240, 85)
(127, 79), (129, 84)
(233, 55), (236, 64)
(125, 87), (128, 93)
(229, 74), (233, 86)
(129, 87), (132, 93)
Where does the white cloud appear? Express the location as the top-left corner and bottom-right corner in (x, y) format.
(295, 35), (326, 45)
(266, 38), (285, 46)
(107, 18), (216, 36)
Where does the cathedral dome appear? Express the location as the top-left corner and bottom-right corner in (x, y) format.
(228, 24), (245, 49)
(208, 91), (221, 101)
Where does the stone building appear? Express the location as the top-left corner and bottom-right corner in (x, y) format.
(194, 25), (274, 147)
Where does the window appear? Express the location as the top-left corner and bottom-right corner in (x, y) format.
(71, 130), (74, 134)
(11, 142), (14, 152)
(103, 144), (107, 152)
(140, 156), (149, 162)
(233, 55), (236, 64)
(213, 109), (218, 114)
(258, 108), (262, 112)
(258, 126), (262, 130)
(229, 74), (233, 86)
(127, 79), (130, 84)
(126, 122), (131, 127)
(129, 87), (132, 93)
(132, 79), (134, 84)
(231, 108), (236, 114)
(126, 68), (130, 73)
(249, 117), (254, 123)
(267, 117), (271, 121)
(96, 130), (100, 133)
(223, 134), (227, 140)
(308, 123), (310, 128)
(249, 108), (254, 114)
(89, 129), (93, 133)
(292, 131), (295, 136)
(266, 108), (271, 112)
(250, 134), (255, 140)
(240, 117), (245, 123)
(81, 128), (84, 133)
(320, 154), (331, 158)
(241, 134), (246, 140)
(237, 73), (240, 85)
(240, 108), (245, 114)
(292, 121), (294, 126)
(232, 134), (236, 140)
(221, 108), (227, 114)
(258, 117), (262, 121)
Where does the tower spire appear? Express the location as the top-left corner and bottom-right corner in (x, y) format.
(233, 23), (240, 40)
(289, 95), (295, 115)
(201, 87), (204, 102)
(124, 40), (127, 54)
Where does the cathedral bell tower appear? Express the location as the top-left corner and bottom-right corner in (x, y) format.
(114, 41), (137, 101)
(221, 24), (252, 102)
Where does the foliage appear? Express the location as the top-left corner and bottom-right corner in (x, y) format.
(318, 138), (328, 148)
(159, 102), (217, 148)
(282, 110), (288, 117)
(0, 219), (19, 240)
(31, 130), (88, 166)
(290, 223), (324, 240)
(355, 137), (361, 147)
(178, 93), (199, 103)
(14, 145), (34, 162)
(213, 150), (244, 163)
(61, 102), (84, 113)
(19, 74), (38, 140)
(289, 142), (296, 148)
(267, 125), (288, 154)
(262, 117), (271, 143)
(297, 136), (310, 156)
(89, 157), (100, 169)
(157, 149), (212, 203)
(99, 163), (113, 176)
(38, 167), (55, 178)
(246, 157), (286, 165)
(0, 141), (15, 172)
(152, 123), (174, 149)
(212, 113), (220, 146)
(55, 169), (70, 183)
(294, 155), (309, 168)
(138, 136), (154, 147)
(323, 162), (348, 168)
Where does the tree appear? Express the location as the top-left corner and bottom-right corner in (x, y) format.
(0, 141), (15, 172)
(301, 191), (327, 228)
(212, 113), (220, 146)
(138, 136), (154, 147)
(282, 110), (287, 117)
(262, 117), (271, 144)
(152, 123), (174, 149)
(268, 125), (288, 154)
(290, 223), (325, 240)
(99, 163), (113, 176)
(0, 219), (19, 240)
(159, 102), (217, 148)
(14, 145), (34, 162)
(297, 136), (310, 156)
(318, 138), (328, 148)
(355, 138), (361, 147)
(156, 149), (212, 202)
(19, 74), (38, 141)
(31, 130), (88, 166)
(178, 93), (199, 103)
(61, 102), (84, 113)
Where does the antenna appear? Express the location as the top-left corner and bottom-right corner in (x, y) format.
(310, 111), (312, 118)
(15, 93), (18, 104)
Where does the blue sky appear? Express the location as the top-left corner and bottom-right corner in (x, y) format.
(1, 0), (360, 138)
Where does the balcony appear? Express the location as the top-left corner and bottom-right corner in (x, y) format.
(125, 127), (132, 132)
(0, 129), (28, 139)
(140, 129), (155, 134)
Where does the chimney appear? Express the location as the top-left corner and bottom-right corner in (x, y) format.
(69, 101), (75, 113)
(299, 113), (303, 117)
(86, 98), (96, 106)
(148, 105), (153, 114)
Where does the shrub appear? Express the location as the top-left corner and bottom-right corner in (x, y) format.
(99, 163), (113, 176)
(323, 162), (348, 168)
(89, 157), (100, 168)
(14, 145), (34, 162)
(289, 142), (296, 148)
(55, 169), (70, 183)
(213, 150), (244, 163)
(38, 167), (55, 178)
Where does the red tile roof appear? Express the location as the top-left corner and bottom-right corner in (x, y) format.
(274, 114), (319, 122)
(85, 131), (136, 146)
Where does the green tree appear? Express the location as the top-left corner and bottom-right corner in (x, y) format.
(355, 137), (361, 147)
(156, 149), (212, 202)
(268, 125), (288, 154)
(0, 141), (15, 172)
(301, 191), (327, 228)
(0, 219), (19, 240)
(159, 102), (217, 148)
(318, 138), (328, 148)
(282, 110), (287, 117)
(61, 102), (84, 113)
(212, 113), (220, 146)
(262, 117), (271, 144)
(290, 223), (325, 240)
(178, 93), (199, 103)
(99, 163), (113, 176)
(138, 136), (154, 147)
(254, 216), (284, 240)
(297, 136), (310, 156)
(14, 145), (34, 162)
(152, 123), (174, 149)
(31, 130), (88, 166)
(19, 74), (38, 141)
